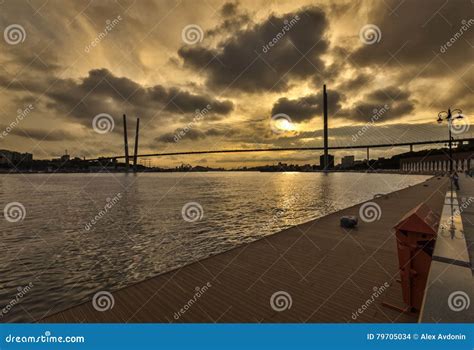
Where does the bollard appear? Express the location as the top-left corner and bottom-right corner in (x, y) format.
(383, 203), (439, 313)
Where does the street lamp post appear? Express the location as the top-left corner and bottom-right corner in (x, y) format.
(437, 108), (463, 228)
(437, 108), (463, 173)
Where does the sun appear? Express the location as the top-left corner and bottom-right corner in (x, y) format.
(274, 118), (295, 132)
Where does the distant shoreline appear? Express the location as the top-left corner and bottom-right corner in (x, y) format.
(0, 169), (439, 175)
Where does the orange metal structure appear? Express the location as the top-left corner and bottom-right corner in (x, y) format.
(386, 203), (439, 313)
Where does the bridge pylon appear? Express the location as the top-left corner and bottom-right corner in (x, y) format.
(133, 118), (140, 172)
(123, 114), (129, 172)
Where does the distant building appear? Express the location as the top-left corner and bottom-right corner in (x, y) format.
(0, 149), (33, 165)
(400, 150), (473, 172)
(52, 150), (71, 163)
(319, 154), (334, 169)
(341, 155), (355, 169)
(60, 154), (70, 162)
(97, 157), (117, 164)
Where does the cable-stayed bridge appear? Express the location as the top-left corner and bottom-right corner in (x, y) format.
(89, 122), (473, 162)
(88, 87), (473, 172)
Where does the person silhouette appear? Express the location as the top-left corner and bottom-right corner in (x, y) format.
(452, 171), (460, 190)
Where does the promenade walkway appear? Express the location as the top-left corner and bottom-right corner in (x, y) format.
(419, 177), (474, 322)
(41, 176), (448, 323)
(459, 176), (474, 272)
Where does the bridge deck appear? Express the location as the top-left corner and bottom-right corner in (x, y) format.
(40, 176), (448, 323)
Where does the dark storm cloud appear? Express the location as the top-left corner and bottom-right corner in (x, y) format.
(350, 101), (414, 122)
(206, 13), (252, 37)
(349, 86), (415, 122)
(310, 46), (352, 87)
(221, 2), (239, 17)
(156, 129), (206, 143)
(271, 85), (415, 123)
(351, 0), (473, 72)
(156, 126), (238, 143)
(337, 73), (373, 91)
(179, 6), (329, 92)
(366, 86), (410, 102)
(0, 126), (78, 141)
(271, 89), (345, 122)
(70, 68), (233, 115)
(0, 68), (233, 127)
(207, 1), (252, 37)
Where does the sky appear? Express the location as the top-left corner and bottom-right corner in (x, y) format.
(0, 0), (472, 167)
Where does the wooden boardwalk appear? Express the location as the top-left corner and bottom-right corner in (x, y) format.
(41, 176), (448, 323)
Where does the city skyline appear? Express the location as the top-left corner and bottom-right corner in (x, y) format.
(2, 139), (473, 172)
(0, 0), (472, 167)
